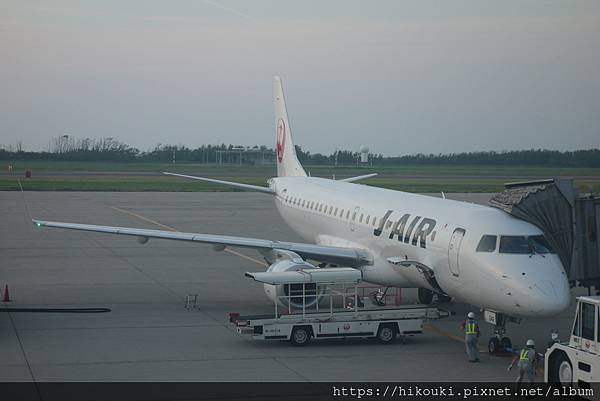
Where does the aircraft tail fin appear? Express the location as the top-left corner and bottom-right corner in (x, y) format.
(274, 76), (307, 177)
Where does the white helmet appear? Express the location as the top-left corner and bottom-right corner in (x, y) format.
(467, 312), (475, 319)
(526, 339), (535, 347)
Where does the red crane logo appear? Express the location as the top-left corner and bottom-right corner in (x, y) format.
(276, 119), (286, 163)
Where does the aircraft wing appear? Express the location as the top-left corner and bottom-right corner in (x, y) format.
(162, 172), (274, 194)
(339, 173), (377, 183)
(32, 219), (372, 268)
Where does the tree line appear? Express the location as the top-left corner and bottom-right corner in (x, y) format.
(1, 136), (600, 167)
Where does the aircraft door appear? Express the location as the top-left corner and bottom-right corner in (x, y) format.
(350, 207), (360, 231)
(448, 228), (465, 277)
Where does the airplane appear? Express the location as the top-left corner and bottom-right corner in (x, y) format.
(33, 76), (570, 353)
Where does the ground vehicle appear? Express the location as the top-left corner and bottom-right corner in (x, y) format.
(230, 268), (449, 345)
(545, 296), (600, 393)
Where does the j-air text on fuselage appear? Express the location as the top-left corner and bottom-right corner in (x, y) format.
(373, 210), (436, 249)
(32, 76), (570, 353)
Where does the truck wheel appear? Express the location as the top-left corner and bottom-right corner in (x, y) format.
(555, 353), (573, 386)
(377, 324), (396, 344)
(290, 326), (311, 346)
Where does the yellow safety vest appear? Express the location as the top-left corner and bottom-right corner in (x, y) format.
(520, 349), (531, 361)
(465, 322), (477, 335)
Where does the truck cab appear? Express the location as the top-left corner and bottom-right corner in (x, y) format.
(545, 296), (599, 388)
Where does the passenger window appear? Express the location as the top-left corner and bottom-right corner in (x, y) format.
(334, 207), (338, 216)
(301, 200), (305, 207)
(359, 214), (363, 223)
(499, 236), (530, 254)
(346, 210), (350, 219)
(476, 235), (497, 252)
(366, 215), (370, 224)
(581, 302), (595, 341)
(329, 206), (333, 215)
(340, 209), (344, 217)
(372, 218), (377, 226)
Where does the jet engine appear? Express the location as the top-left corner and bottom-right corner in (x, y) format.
(263, 259), (323, 309)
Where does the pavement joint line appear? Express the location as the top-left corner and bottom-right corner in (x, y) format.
(4, 306), (43, 399)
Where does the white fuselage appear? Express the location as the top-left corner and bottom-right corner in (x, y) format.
(269, 176), (570, 318)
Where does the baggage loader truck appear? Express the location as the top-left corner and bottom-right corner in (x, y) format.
(230, 267), (449, 346)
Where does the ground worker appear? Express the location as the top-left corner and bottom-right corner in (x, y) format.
(508, 339), (539, 388)
(546, 329), (560, 351)
(460, 312), (480, 362)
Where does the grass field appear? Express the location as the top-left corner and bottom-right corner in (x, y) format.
(1, 160), (599, 193)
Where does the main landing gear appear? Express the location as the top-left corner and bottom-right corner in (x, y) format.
(486, 312), (519, 355)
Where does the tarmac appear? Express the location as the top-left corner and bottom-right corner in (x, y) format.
(0, 191), (582, 382)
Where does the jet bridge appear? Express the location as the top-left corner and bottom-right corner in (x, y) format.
(489, 178), (600, 289)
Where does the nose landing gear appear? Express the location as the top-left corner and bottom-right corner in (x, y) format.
(485, 311), (520, 355)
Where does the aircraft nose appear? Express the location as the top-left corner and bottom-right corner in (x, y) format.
(530, 277), (570, 316)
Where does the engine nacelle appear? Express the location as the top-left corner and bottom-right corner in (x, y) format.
(263, 259), (323, 309)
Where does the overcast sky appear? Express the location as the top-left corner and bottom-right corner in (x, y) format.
(1, 0), (599, 155)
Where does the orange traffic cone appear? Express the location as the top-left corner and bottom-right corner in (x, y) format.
(2, 285), (11, 302)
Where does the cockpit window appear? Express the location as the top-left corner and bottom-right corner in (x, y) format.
(528, 235), (556, 254)
(499, 236), (530, 254)
(499, 235), (556, 254)
(476, 235), (497, 252)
